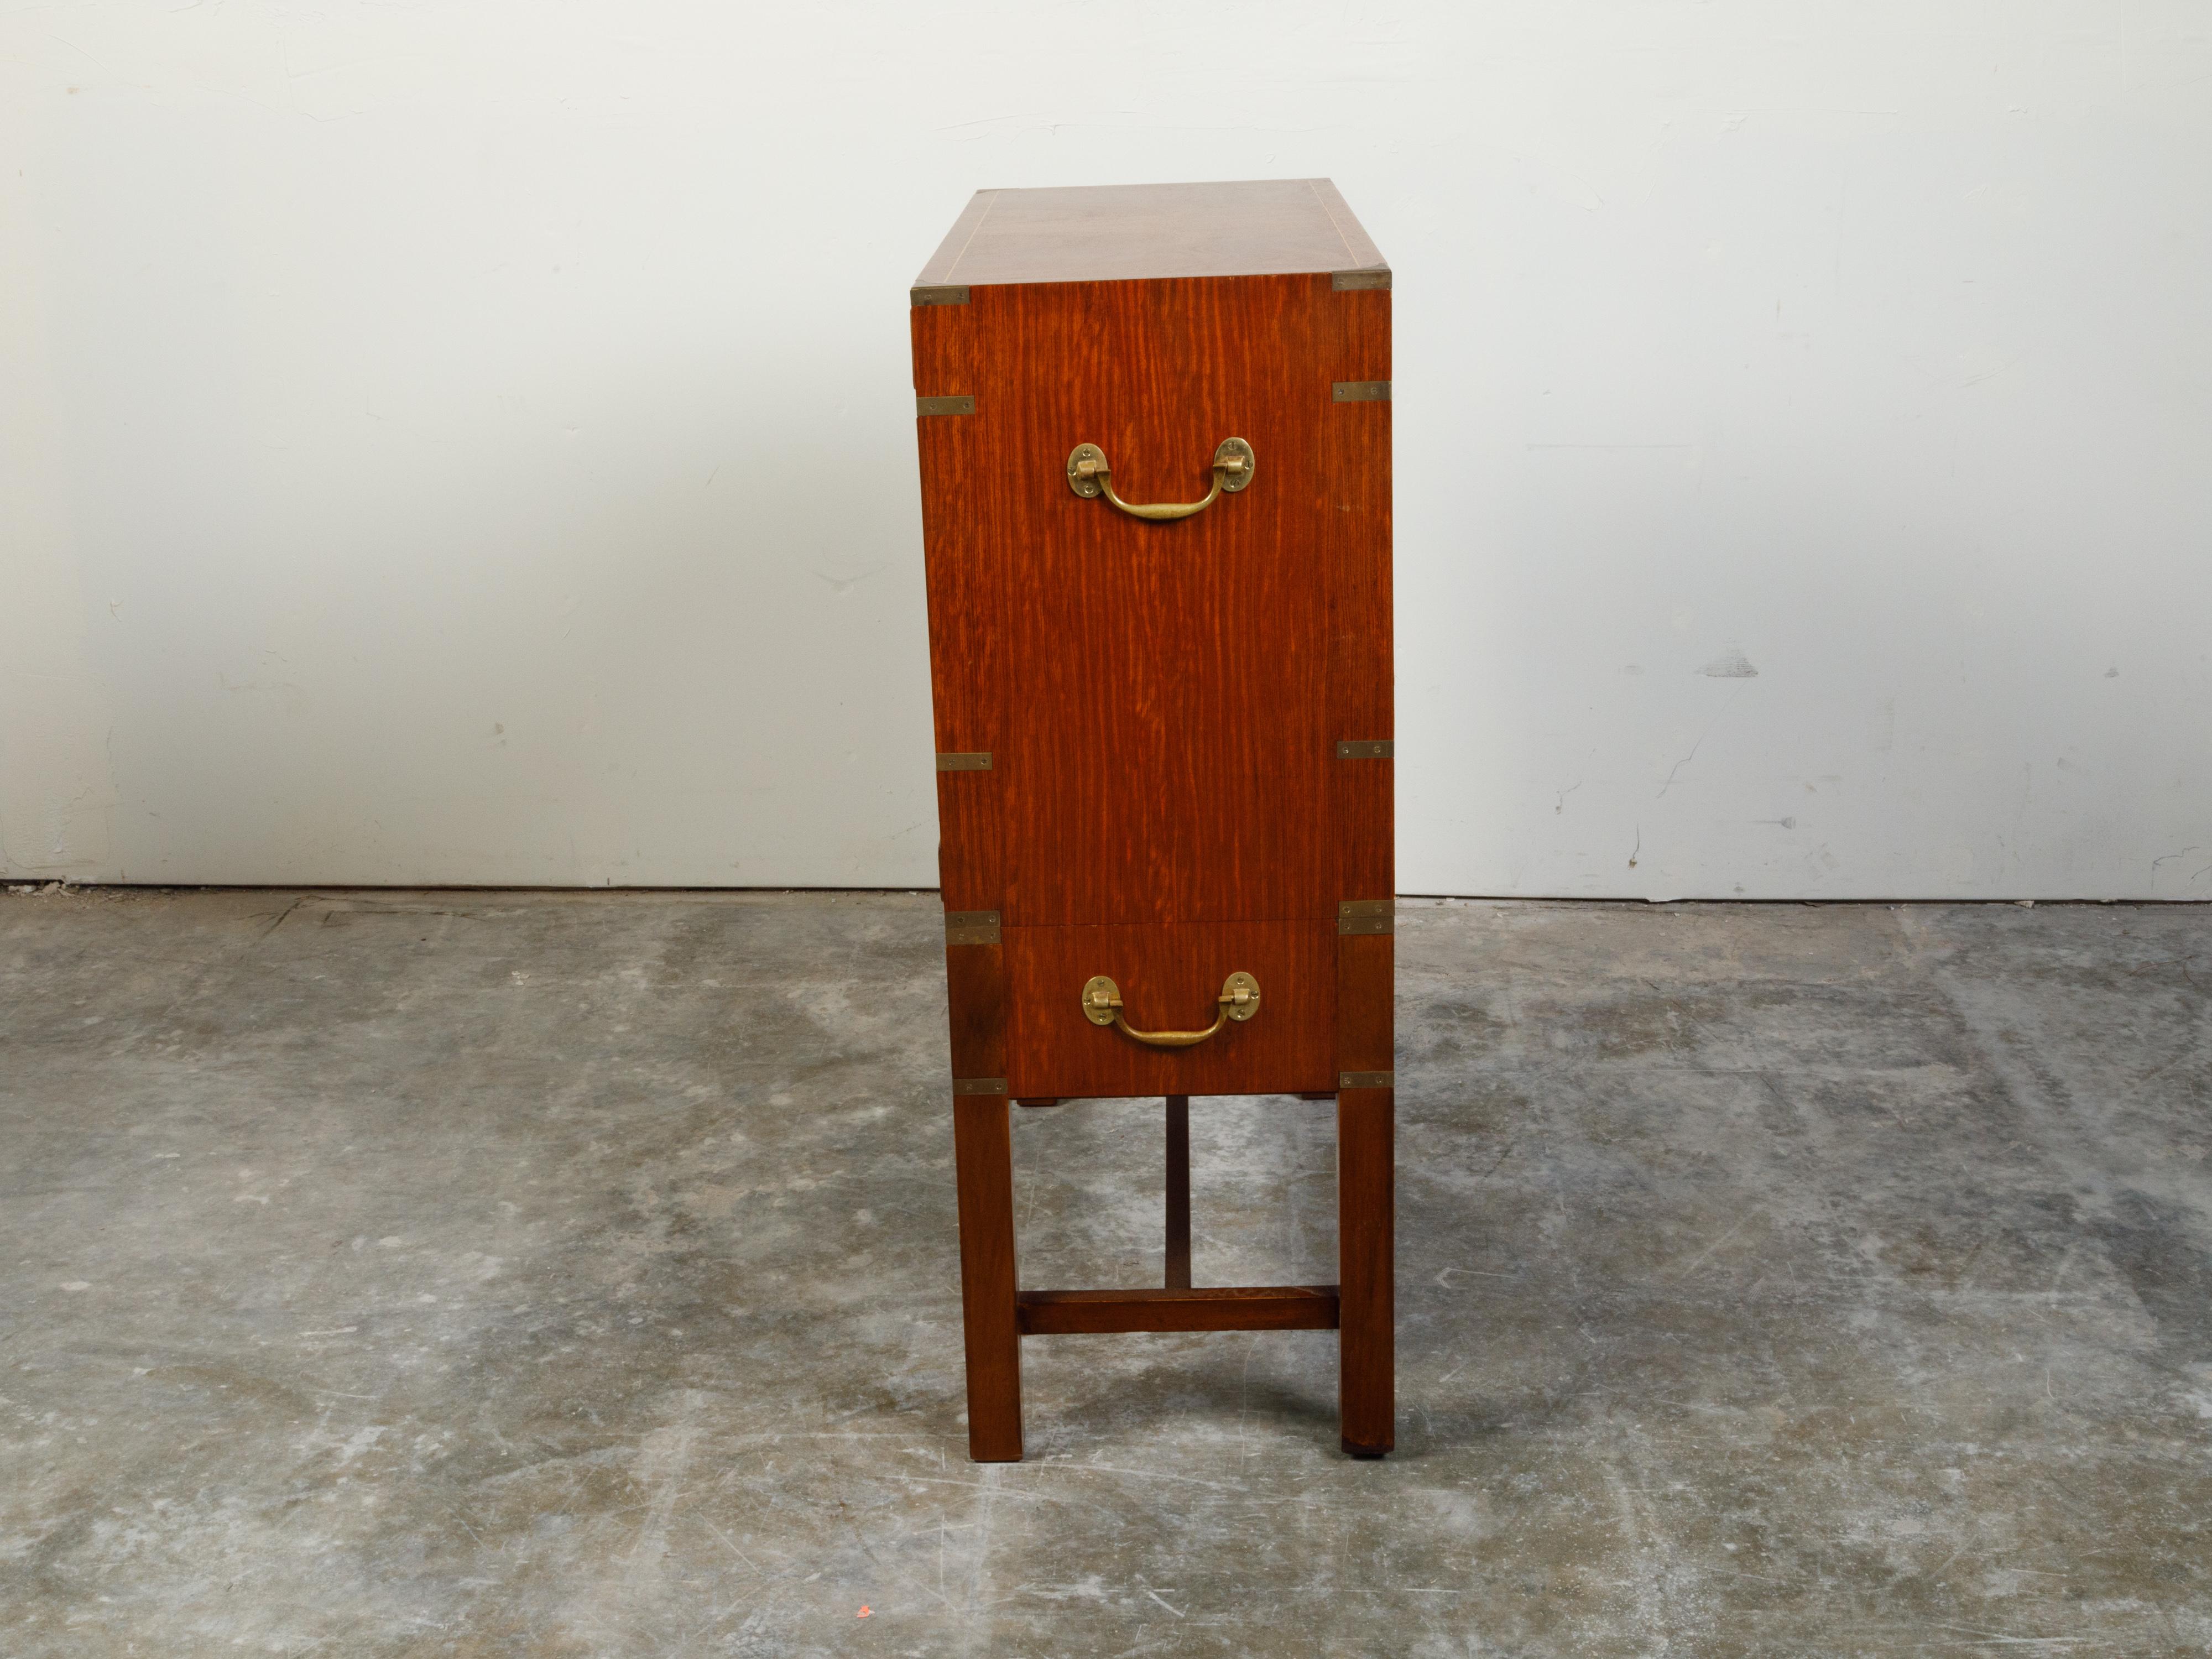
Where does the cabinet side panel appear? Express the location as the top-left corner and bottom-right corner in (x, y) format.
(1324, 286), (1394, 909)
(1328, 283), (1395, 1458)
(986, 275), (1334, 930)
(914, 299), (1004, 912)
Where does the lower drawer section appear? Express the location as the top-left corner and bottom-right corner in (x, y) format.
(1002, 920), (1335, 1098)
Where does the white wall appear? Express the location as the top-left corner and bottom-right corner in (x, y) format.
(4, 2), (2208, 899)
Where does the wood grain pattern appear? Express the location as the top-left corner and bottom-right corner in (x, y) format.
(914, 179), (1389, 288)
(1003, 920), (1334, 1098)
(972, 275), (1338, 928)
(1016, 1286), (1340, 1335)
(952, 1094), (1022, 1460)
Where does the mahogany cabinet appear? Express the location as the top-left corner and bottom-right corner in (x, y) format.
(909, 179), (1393, 1460)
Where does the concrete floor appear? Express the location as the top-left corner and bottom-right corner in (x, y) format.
(2, 889), (2209, 1656)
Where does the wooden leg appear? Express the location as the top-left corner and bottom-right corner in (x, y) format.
(1338, 1087), (1395, 1457)
(953, 1094), (1022, 1461)
(1164, 1095), (1192, 1290)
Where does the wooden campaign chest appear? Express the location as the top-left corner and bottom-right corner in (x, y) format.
(909, 179), (1393, 1460)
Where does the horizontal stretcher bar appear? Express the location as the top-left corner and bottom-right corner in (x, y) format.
(1015, 1285), (1341, 1335)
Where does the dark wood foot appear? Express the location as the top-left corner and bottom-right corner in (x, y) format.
(953, 1094), (1022, 1461)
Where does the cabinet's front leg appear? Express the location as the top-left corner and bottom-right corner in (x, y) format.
(1338, 1086), (1395, 1457)
(953, 1093), (1023, 1461)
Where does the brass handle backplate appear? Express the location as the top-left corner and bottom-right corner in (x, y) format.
(1081, 972), (1261, 1048)
(1066, 438), (1255, 521)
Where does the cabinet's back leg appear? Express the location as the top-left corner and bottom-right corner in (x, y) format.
(953, 1094), (1023, 1461)
(1165, 1095), (1192, 1290)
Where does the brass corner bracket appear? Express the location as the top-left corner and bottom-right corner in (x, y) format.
(945, 911), (1001, 946)
(1338, 900), (1394, 936)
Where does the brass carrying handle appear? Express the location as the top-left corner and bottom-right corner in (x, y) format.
(1066, 438), (1256, 521)
(1081, 972), (1260, 1048)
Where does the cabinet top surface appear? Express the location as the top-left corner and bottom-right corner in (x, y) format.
(914, 178), (1388, 289)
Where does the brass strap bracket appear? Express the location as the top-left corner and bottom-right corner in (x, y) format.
(936, 752), (993, 771)
(953, 1077), (1007, 1095)
(1082, 972), (1260, 1048)
(1332, 381), (1390, 402)
(1339, 1070), (1394, 1089)
(945, 911), (1001, 946)
(911, 285), (970, 306)
(1335, 739), (1394, 759)
(916, 395), (975, 416)
(1066, 438), (1255, 521)
(1338, 900), (1393, 936)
